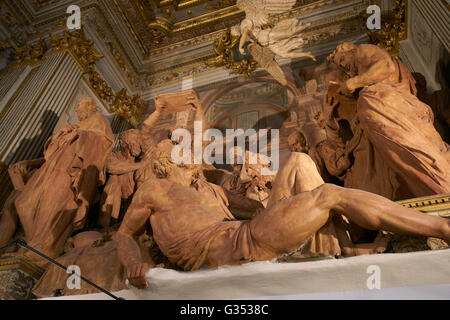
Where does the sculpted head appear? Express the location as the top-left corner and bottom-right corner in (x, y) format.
(288, 130), (309, 153)
(328, 42), (358, 76)
(76, 98), (99, 121)
(119, 129), (142, 157)
(150, 139), (176, 179)
(150, 139), (201, 185)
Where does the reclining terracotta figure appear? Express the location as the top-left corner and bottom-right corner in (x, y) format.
(113, 139), (450, 289)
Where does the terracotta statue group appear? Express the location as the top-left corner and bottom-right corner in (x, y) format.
(0, 42), (449, 297)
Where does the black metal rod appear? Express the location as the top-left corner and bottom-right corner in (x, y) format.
(1, 239), (124, 300)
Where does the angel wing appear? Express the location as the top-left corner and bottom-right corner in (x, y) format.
(237, 0), (297, 26)
(247, 42), (288, 86)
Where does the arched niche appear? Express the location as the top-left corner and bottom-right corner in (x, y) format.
(202, 77), (302, 132)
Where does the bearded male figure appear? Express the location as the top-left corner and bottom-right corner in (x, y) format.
(328, 42), (450, 197)
(99, 129), (145, 229)
(113, 140), (450, 289)
(101, 90), (203, 228)
(99, 109), (161, 228)
(12, 98), (114, 266)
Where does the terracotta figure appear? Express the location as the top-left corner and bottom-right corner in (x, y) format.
(32, 231), (128, 297)
(113, 140), (450, 289)
(101, 90), (203, 227)
(287, 130), (309, 154)
(0, 158), (43, 250)
(234, 0), (315, 85)
(326, 43), (450, 198)
(12, 98), (114, 266)
(218, 149), (274, 209)
(100, 129), (149, 229)
(134, 90), (202, 189)
(413, 72), (450, 144)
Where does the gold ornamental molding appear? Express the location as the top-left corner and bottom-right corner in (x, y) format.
(110, 0), (331, 56)
(0, 257), (45, 280)
(44, 28), (146, 126)
(9, 39), (47, 70)
(111, 89), (147, 127)
(84, 71), (147, 127)
(206, 28), (258, 76)
(398, 193), (450, 217)
(47, 28), (104, 73)
(367, 0), (408, 55)
(0, 40), (11, 50)
(86, 68), (115, 103)
(397, 193), (450, 250)
(205, 0), (379, 78)
(10, 0), (384, 90)
(2, 27), (145, 127)
(206, 0), (237, 10)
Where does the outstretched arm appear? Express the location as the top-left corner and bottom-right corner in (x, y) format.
(8, 158), (45, 190)
(239, 23), (252, 56)
(105, 153), (147, 175)
(141, 109), (161, 136)
(343, 46), (396, 93)
(113, 194), (153, 289)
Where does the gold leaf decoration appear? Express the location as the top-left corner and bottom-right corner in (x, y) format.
(367, 0), (408, 55)
(49, 28), (104, 72)
(11, 39), (47, 68)
(110, 89), (147, 127)
(206, 28), (258, 77)
(87, 68), (115, 103)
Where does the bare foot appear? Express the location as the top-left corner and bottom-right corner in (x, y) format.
(127, 262), (151, 289)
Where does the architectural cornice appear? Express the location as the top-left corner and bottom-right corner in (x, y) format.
(0, 0), (394, 92)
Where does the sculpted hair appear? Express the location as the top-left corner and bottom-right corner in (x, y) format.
(288, 130), (309, 153)
(78, 98), (99, 114)
(151, 139), (176, 178)
(327, 42), (357, 64)
(119, 129), (141, 149)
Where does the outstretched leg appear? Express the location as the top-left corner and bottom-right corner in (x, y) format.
(250, 183), (450, 257)
(334, 186), (450, 243)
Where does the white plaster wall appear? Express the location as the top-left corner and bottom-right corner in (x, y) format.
(400, 0), (449, 91)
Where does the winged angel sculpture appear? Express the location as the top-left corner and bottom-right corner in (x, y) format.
(233, 0), (316, 86)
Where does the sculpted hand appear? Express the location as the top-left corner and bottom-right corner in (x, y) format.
(155, 100), (168, 114)
(186, 95), (200, 111)
(9, 161), (29, 175)
(60, 124), (79, 134)
(127, 262), (151, 289)
(239, 45), (246, 56)
(338, 79), (357, 96)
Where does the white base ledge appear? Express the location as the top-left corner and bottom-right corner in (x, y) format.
(44, 249), (450, 300)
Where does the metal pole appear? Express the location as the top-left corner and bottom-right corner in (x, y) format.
(1, 239), (125, 300)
